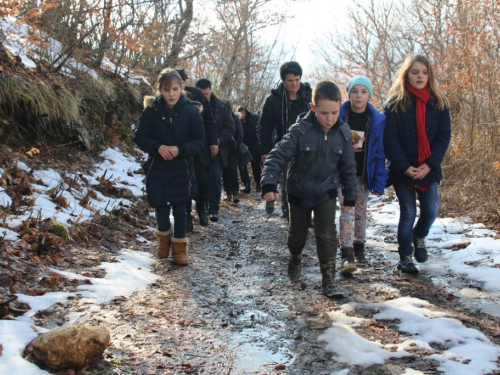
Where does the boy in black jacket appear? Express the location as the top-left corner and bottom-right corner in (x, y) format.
(261, 81), (358, 298)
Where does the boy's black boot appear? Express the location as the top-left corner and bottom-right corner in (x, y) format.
(397, 253), (419, 273)
(186, 207), (193, 233)
(196, 202), (208, 226)
(255, 183), (262, 193)
(240, 182), (251, 194)
(354, 242), (367, 267)
(265, 201), (275, 214)
(319, 260), (344, 298)
(287, 254), (302, 283)
(340, 247), (357, 274)
(232, 192), (240, 203)
(413, 235), (428, 263)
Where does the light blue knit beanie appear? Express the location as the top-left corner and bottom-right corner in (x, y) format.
(346, 76), (373, 99)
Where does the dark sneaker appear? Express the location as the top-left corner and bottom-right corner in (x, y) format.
(340, 247), (357, 274)
(209, 213), (219, 222)
(397, 254), (419, 273)
(255, 184), (261, 193)
(354, 242), (368, 267)
(266, 201), (275, 214)
(413, 235), (428, 263)
(287, 255), (302, 283)
(232, 193), (240, 203)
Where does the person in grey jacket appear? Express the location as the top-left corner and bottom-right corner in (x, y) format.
(261, 81), (358, 298)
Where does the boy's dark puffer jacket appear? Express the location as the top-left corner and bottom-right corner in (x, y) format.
(384, 98), (451, 187)
(261, 111), (358, 208)
(134, 95), (205, 207)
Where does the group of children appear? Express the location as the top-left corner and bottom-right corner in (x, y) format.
(134, 54), (451, 298)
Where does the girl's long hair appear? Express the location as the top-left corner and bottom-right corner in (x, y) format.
(385, 54), (449, 112)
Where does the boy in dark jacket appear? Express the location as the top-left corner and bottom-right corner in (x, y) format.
(261, 81), (358, 298)
(196, 78), (235, 223)
(176, 68), (218, 229)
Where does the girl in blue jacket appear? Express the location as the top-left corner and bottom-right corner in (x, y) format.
(134, 69), (205, 265)
(384, 55), (451, 274)
(338, 76), (387, 274)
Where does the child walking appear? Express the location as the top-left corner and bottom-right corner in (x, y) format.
(338, 76), (387, 274)
(261, 81), (358, 298)
(384, 55), (451, 273)
(134, 69), (205, 265)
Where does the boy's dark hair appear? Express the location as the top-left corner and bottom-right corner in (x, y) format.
(312, 81), (342, 104)
(175, 68), (189, 81)
(157, 68), (183, 91)
(280, 61), (302, 80)
(195, 78), (212, 89)
(236, 105), (245, 112)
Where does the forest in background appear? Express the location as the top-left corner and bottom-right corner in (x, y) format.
(0, 0), (499, 226)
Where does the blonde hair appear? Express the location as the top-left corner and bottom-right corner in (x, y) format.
(157, 68), (183, 92)
(385, 54), (449, 112)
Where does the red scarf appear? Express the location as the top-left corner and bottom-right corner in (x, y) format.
(406, 83), (431, 165)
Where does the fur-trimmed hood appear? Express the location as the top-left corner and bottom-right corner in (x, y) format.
(143, 95), (156, 108)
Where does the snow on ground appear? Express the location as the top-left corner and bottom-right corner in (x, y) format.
(0, 148), (145, 238)
(1, 149), (500, 373)
(318, 196), (500, 373)
(0, 16), (149, 85)
(0, 148), (159, 374)
(0, 249), (158, 375)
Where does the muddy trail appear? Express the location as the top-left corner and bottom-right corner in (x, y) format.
(41, 192), (500, 375)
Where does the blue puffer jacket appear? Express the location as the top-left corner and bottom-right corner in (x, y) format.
(340, 101), (387, 194)
(383, 98), (451, 186)
(261, 111), (358, 208)
(134, 95), (205, 207)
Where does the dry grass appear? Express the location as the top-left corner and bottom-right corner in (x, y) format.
(0, 76), (80, 124)
(440, 122), (500, 229)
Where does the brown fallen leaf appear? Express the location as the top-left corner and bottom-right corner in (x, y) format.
(274, 363), (286, 370)
(0, 343), (3, 357)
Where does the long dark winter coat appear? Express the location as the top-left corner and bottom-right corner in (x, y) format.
(134, 95), (205, 207)
(257, 82), (312, 155)
(384, 97), (451, 187)
(209, 92), (235, 167)
(261, 111), (358, 208)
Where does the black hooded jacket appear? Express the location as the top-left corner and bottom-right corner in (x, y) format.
(257, 82), (312, 155)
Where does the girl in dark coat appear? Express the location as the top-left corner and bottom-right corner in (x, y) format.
(384, 55), (451, 273)
(134, 69), (205, 265)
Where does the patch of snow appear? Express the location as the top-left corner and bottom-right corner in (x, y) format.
(0, 250), (158, 374)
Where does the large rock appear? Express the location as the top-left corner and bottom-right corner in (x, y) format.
(28, 324), (110, 370)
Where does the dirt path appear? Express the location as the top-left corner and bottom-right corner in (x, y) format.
(42, 193), (500, 375)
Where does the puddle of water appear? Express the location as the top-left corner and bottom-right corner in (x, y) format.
(229, 329), (295, 374)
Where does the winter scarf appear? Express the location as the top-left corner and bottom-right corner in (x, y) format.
(406, 83), (431, 165)
(281, 84), (309, 134)
(406, 83), (432, 192)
